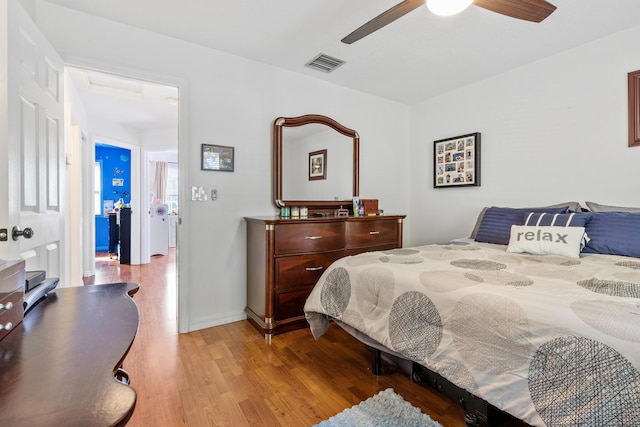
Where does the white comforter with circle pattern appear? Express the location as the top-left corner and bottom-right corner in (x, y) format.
(304, 241), (640, 426)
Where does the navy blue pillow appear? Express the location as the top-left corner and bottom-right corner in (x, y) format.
(475, 206), (568, 245)
(582, 212), (640, 257)
(524, 212), (592, 227)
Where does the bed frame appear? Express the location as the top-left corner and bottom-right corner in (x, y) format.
(373, 346), (516, 427)
(337, 321), (518, 427)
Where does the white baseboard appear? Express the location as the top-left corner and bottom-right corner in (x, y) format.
(186, 311), (247, 333)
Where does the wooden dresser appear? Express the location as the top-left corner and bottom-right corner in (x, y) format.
(244, 215), (406, 337)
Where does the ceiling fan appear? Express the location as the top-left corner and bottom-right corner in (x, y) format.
(341, 0), (557, 44)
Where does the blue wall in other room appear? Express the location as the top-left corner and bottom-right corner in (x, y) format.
(95, 144), (131, 251)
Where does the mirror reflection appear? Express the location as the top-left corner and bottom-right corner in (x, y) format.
(282, 124), (353, 201)
(273, 114), (359, 211)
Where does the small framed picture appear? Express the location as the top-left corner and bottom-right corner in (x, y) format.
(434, 133), (480, 188)
(201, 144), (234, 172)
(308, 149), (327, 181)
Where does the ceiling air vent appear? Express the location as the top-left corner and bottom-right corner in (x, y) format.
(305, 53), (346, 73)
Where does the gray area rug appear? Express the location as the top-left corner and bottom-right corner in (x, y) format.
(314, 388), (443, 427)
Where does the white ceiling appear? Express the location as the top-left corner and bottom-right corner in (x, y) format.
(54, 0), (640, 129)
(67, 66), (179, 130)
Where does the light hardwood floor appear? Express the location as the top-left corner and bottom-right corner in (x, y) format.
(84, 250), (527, 427)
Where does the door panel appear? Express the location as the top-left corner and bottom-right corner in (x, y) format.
(46, 112), (60, 209)
(20, 96), (39, 210)
(0, 0), (65, 283)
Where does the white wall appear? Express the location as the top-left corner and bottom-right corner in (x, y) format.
(90, 117), (141, 146)
(142, 127), (178, 150)
(409, 24), (640, 245)
(34, 2), (411, 332)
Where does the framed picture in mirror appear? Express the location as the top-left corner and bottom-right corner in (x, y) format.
(309, 149), (327, 180)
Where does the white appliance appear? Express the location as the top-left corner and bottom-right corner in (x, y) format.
(149, 203), (169, 256)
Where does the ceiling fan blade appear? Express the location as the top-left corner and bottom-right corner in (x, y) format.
(473, 0), (556, 23)
(341, 0), (425, 44)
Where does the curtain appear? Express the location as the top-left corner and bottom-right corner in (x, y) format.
(152, 161), (168, 203)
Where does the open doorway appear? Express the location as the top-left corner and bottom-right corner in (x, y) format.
(66, 66), (179, 280)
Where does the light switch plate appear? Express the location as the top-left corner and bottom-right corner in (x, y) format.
(191, 186), (208, 201)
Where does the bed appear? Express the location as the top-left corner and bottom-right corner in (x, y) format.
(304, 204), (640, 426)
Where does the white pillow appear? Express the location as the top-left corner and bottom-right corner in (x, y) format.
(506, 225), (586, 258)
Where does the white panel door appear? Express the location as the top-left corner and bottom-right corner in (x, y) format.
(0, 0), (65, 282)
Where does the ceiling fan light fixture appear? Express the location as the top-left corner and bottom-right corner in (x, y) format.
(426, 0), (473, 16)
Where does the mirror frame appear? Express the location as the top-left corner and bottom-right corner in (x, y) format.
(273, 114), (359, 211)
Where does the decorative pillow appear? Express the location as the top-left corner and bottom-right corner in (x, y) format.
(524, 212), (592, 227)
(469, 202), (580, 239)
(474, 206), (569, 245)
(584, 201), (640, 213)
(582, 212), (640, 258)
(507, 226), (586, 258)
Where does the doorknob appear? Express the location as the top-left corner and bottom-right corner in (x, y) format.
(12, 226), (34, 241)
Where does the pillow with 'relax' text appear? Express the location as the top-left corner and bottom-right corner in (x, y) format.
(506, 212), (591, 258)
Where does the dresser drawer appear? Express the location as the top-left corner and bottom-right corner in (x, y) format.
(0, 289), (24, 340)
(0, 261), (25, 294)
(346, 219), (399, 249)
(274, 284), (315, 321)
(275, 252), (343, 288)
(275, 222), (345, 255)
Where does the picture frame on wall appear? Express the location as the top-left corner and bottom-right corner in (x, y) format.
(308, 149), (327, 181)
(434, 132), (481, 188)
(628, 69), (640, 147)
(201, 144), (234, 172)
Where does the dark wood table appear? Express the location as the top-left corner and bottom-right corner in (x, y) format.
(0, 282), (139, 427)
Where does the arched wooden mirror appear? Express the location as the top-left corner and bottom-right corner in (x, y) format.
(273, 114), (359, 213)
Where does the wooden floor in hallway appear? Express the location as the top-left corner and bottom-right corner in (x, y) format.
(84, 250), (527, 427)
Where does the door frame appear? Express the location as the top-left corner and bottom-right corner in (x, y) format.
(67, 60), (190, 333)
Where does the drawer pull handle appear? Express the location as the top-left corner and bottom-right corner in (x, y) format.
(0, 302), (13, 311)
(306, 267), (323, 271)
(369, 231), (380, 235)
(305, 236), (323, 240)
(2, 322), (13, 331)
